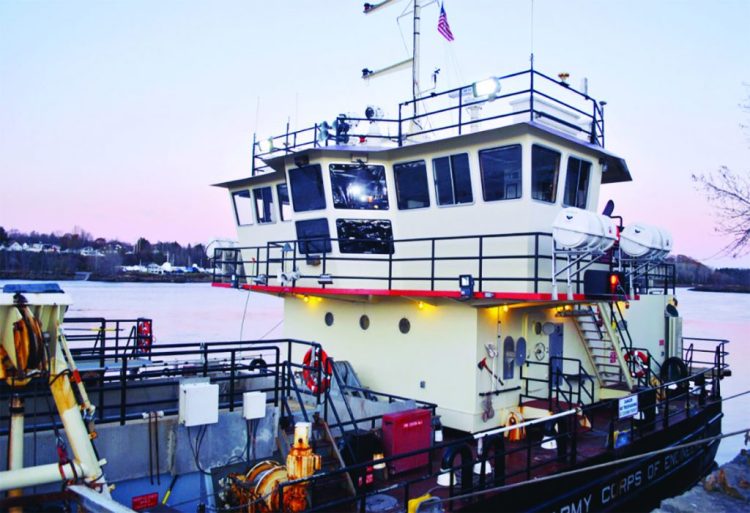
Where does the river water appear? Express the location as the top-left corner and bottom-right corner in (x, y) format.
(1, 280), (745, 464)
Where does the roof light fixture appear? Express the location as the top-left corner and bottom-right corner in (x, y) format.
(472, 77), (500, 99)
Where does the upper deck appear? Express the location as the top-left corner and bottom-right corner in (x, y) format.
(213, 68), (671, 302)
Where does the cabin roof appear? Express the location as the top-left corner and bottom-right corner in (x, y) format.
(213, 121), (630, 189)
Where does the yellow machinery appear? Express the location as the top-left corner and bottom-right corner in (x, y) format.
(222, 422), (321, 513)
(0, 286), (108, 510)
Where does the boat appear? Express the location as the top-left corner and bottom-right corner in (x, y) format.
(0, 3), (731, 513)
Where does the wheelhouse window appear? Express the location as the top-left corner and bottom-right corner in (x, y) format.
(336, 219), (394, 254)
(277, 183), (291, 221)
(478, 145), (522, 201)
(394, 160), (430, 210)
(295, 218), (331, 254)
(288, 164), (326, 212)
(253, 186), (274, 224)
(232, 190), (253, 226)
(563, 157), (592, 208)
(329, 163), (389, 210)
(433, 153), (473, 206)
(531, 145), (561, 203)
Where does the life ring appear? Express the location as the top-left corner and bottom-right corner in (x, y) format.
(505, 411), (525, 442)
(302, 347), (332, 395)
(624, 350), (648, 378)
(136, 320), (152, 354)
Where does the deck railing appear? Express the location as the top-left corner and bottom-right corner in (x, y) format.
(213, 232), (676, 298)
(250, 68), (606, 175)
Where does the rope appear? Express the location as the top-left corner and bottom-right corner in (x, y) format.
(435, 427), (750, 505)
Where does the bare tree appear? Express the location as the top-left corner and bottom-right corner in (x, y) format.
(693, 85), (750, 257)
(693, 167), (750, 256)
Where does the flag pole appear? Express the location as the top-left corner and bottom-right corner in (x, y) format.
(412, 0), (421, 120)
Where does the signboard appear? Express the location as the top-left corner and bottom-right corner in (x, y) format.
(618, 395), (639, 419)
(132, 492), (158, 511)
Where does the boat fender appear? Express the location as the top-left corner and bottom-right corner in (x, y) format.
(302, 347), (332, 395)
(624, 350), (649, 378)
(660, 356), (689, 394)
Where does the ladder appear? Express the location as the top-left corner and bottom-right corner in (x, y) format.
(563, 304), (634, 390)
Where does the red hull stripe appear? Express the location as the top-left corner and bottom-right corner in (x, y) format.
(213, 282), (638, 301)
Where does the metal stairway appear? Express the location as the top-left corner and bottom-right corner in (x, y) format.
(562, 303), (634, 390)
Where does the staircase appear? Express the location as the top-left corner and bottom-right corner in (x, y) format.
(561, 303), (634, 390)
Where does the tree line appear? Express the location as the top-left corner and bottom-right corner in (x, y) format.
(0, 227), (210, 278)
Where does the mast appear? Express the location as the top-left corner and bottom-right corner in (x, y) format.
(412, 0), (421, 117)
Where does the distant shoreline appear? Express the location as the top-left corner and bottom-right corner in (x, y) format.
(688, 285), (750, 294)
(0, 271), (213, 284)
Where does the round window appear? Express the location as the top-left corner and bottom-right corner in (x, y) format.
(399, 318), (411, 334)
(324, 312), (334, 326)
(359, 315), (370, 330)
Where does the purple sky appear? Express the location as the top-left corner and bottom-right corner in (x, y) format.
(1, 1), (748, 266)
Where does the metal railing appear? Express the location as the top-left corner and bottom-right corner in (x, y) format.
(250, 67), (606, 175)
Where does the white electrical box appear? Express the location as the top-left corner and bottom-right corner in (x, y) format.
(243, 391), (267, 420)
(179, 383), (219, 426)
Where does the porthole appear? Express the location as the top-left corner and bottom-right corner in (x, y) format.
(399, 318), (411, 334)
(359, 315), (370, 330)
(324, 312), (334, 326)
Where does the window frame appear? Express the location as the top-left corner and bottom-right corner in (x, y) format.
(393, 159), (431, 210)
(530, 144), (562, 204)
(432, 153), (474, 208)
(478, 144), (523, 202)
(562, 156), (592, 209)
(276, 183), (291, 222)
(252, 186), (275, 225)
(329, 163), (390, 211)
(231, 189), (254, 226)
(335, 218), (394, 254)
(288, 164), (327, 213)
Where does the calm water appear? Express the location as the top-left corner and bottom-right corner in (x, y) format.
(1, 280), (746, 464)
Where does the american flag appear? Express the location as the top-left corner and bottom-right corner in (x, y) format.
(437, 3), (454, 42)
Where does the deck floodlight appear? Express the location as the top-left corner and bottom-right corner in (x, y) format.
(252, 274), (268, 285)
(318, 274), (333, 285)
(459, 274), (475, 299)
(258, 137), (275, 153)
(472, 77), (500, 99)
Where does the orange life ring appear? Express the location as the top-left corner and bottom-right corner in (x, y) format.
(505, 412), (525, 442)
(624, 350), (648, 378)
(302, 347), (332, 395)
(136, 320), (152, 354)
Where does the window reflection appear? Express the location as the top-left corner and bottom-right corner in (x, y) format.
(394, 160), (430, 210)
(253, 186), (274, 224)
(336, 219), (394, 254)
(277, 183), (291, 221)
(478, 145), (522, 201)
(563, 157), (591, 209)
(289, 164), (326, 212)
(433, 153), (473, 206)
(330, 163), (389, 210)
(531, 145), (561, 203)
(232, 190), (253, 226)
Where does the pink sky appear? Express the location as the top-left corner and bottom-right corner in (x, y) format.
(1, 1), (748, 266)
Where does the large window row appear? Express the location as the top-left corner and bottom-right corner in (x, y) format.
(232, 183), (291, 226)
(282, 149), (591, 219)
